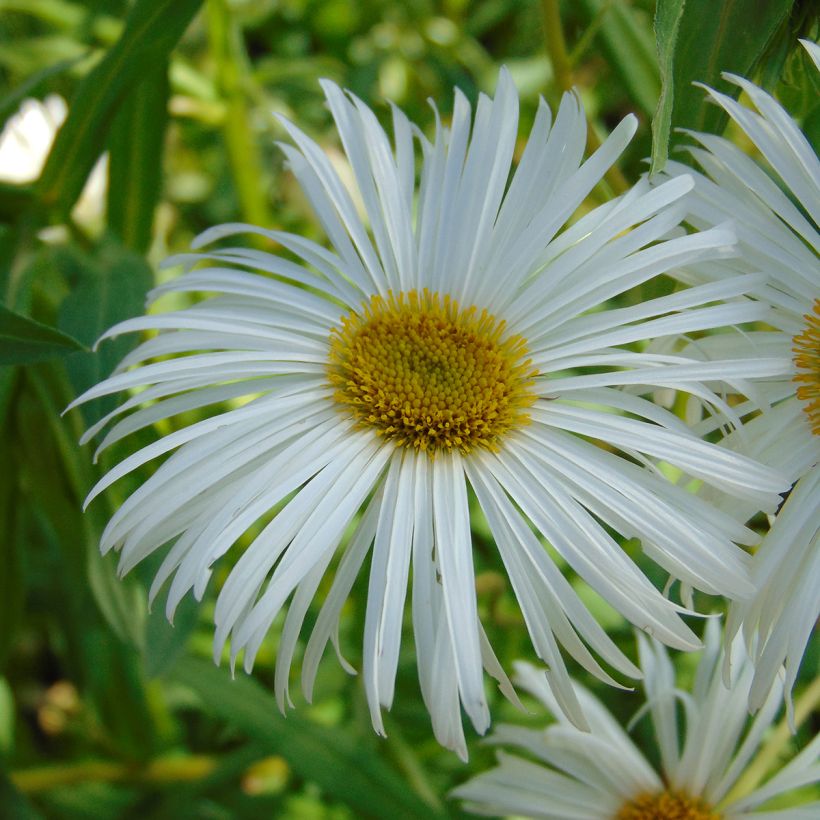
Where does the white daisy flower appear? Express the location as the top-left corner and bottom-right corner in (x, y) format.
(660, 42), (820, 716)
(71, 70), (787, 758)
(454, 622), (819, 819)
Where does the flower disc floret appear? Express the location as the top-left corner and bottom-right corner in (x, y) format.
(327, 289), (537, 455)
(615, 791), (720, 820)
(793, 298), (820, 435)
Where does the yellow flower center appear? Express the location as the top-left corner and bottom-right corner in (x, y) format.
(614, 791), (720, 820)
(793, 298), (820, 436)
(327, 289), (537, 456)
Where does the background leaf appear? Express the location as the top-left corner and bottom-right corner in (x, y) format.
(0, 303), (86, 365)
(58, 241), (153, 425)
(0, 55), (82, 131)
(36, 0), (202, 215)
(174, 657), (445, 820)
(0, 458), (24, 670)
(107, 62), (170, 253)
(651, 0), (796, 172)
(142, 595), (200, 679)
(0, 769), (44, 820)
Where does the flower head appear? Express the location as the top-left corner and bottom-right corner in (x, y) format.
(454, 622), (819, 818)
(72, 70), (786, 757)
(661, 42), (820, 715)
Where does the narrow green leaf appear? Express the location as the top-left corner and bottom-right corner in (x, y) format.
(0, 678), (14, 756)
(651, 0), (686, 174)
(174, 657), (444, 820)
(804, 104), (820, 155)
(107, 63), (170, 253)
(0, 56), (82, 131)
(37, 0), (202, 215)
(85, 543), (146, 648)
(81, 626), (157, 759)
(58, 241), (153, 425)
(0, 464), (24, 670)
(14, 374), (156, 759)
(651, 0), (795, 172)
(0, 304), (86, 366)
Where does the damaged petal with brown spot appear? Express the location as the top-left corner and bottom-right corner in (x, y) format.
(793, 297), (820, 435)
(614, 791), (721, 820)
(327, 289), (538, 456)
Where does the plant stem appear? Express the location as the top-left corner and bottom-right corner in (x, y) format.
(383, 715), (444, 812)
(11, 755), (217, 793)
(206, 0), (272, 230)
(541, 0), (573, 95)
(721, 676), (820, 807)
(540, 0), (630, 195)
(568, 0), (614, 65)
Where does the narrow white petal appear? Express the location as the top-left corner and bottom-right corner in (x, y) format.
(432, 453), (490, 734)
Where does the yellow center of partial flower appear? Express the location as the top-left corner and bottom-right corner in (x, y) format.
(327, 289), (537, 455)
(793, 298), (820, 436)
(614, 791), (720, 820)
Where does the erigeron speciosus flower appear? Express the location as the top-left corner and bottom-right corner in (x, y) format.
(71, 69), (788, 758)
(454, 622), (819, 818)
(660, 39), (819, 717)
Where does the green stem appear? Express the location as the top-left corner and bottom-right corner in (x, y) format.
(206, 0), (272, 229)
(383, 715), (444, 812)
(540, 0), (574, 95)
(540, 0), (629, 196)
(568, 0), (614, 65)
(11, 755), (217, 793)
(720, 676), (820, 808)
(25, 366), (91, 501)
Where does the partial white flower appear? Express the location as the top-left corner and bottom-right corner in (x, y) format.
(454, 622), (819, 819)
(0, 94), (107, 229)
(72, 70), (787, 757)
(661, 44), (820, 715)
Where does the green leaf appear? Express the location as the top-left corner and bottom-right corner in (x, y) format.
(0, 56), (82, 132)
(37, 0), (202, 215)
(142, 595), (199, 678)
(804, 103), (820, 156)
(577, 0), (661, 117)
(0, 769), (44, 820)
(85, 543), (146, 648)
(173, 657), (444, 820)
(0, 304), (86, 366)
(35, 782), (140, 820)
(107, 63), (170, 253)
(0, 678), (14, 756)
(651, 0), (686, 174)
(58, 241), (153, 425)
(651, 0), (795, 173)
(13, 372), (156, 759)
(0, 461), (24, 670)
(81, 626), (157, 759)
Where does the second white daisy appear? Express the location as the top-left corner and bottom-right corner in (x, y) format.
(454, 622), (819, 818)
(661, 41), (819, 716)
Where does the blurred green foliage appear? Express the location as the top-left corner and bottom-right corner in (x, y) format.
(0, 0), (817, 817)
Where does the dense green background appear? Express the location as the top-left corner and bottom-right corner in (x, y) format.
(0, 1), (817, 817)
